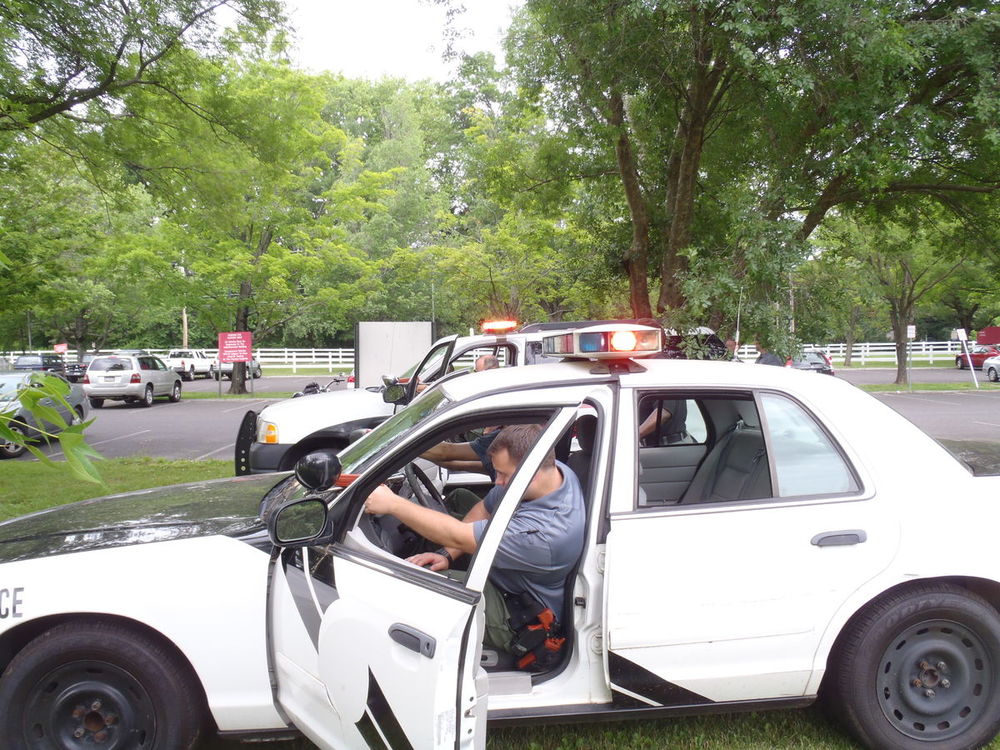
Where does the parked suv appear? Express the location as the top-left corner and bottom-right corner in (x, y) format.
(12, 354), (65, 374)
(83, 354), (182, 408)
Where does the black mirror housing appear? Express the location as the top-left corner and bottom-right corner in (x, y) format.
(294, 450), (343, 491)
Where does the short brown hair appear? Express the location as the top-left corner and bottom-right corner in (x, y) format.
(487, 424), (555, 468)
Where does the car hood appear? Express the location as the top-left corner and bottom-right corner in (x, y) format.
(0, 473), (291, 564)
(258, 387), (395, 440)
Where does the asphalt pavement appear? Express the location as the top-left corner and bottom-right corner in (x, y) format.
(8, 367), (1000, 467)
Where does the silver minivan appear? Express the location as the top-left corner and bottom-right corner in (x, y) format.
(83, 354), (182, 408)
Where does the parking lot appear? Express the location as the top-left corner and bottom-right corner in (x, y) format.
(7, 367), (997, 469)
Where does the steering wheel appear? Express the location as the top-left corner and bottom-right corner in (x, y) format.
(403, 463), (449, 515)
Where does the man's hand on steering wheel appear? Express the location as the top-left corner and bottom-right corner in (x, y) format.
(407, 551), (451, 571)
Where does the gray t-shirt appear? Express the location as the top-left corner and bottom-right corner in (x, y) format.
(471, 461), (585, 622)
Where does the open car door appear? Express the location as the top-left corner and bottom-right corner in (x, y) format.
(269, 531), (486, 750)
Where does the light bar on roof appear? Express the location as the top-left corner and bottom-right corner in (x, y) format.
(542, 324), (661, 359)
(481, 319), (518, 334)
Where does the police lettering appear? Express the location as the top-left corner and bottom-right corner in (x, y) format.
(0, 588), (23, 618)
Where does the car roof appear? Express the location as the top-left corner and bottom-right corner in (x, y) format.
(437, 356), (854, 404)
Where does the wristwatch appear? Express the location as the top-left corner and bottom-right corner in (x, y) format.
(435, 547), (453, 563)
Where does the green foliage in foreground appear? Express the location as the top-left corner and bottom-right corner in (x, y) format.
(0, 457), (229, 522)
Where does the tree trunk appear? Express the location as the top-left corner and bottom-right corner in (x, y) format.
(843, 306), (860, 367)
(608, 91), (652, 318)
(888, 301), (911, 386)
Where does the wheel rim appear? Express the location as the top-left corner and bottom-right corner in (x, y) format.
(172, 384), (180, 400)
(877, 618), (994, 742)
(144, 388), (153, 405)
(20, 658), (156, 748)
(1, 424), (26, 456)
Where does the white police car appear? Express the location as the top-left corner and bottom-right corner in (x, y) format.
(2, 324), (1000, 750)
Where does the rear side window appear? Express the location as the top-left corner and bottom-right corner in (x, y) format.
(759, 392), (859, 497)
(15, 356), (42, 366)
(90, 357), (131, 372)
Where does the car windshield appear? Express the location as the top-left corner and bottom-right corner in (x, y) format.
(0, 373), (28, 401)
(90, 357), (132, 371)
(337, 389), (450, 474)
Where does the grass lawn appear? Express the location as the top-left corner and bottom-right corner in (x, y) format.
(859, 381), (1000, 392)
(0, 456), (229, 522)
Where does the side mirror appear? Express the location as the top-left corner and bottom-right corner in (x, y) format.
(294, 450), (342, 491)
(382, 383), (406, 404)
(268, 498), (329, 546)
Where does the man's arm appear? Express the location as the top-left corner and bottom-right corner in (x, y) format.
(638, 406), (673, 439)
(365, 485), (478, 554)
(421, 441), (479, 465)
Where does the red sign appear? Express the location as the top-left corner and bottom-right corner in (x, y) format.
(218, 332), (253, 363)
(53, 343), (69, 354)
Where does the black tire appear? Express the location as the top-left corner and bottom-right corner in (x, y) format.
(89, 398), (104, 409)
(988, 367), (999, 383)
(826, 583), (1000, 750)
(0, 621), (202, 750)
(956, 357), (965, 369)
(72, 406), (85, 424)
(168, 382), (182, 403)
(140, 385), (154, 407)
(180, 368), (192, 382)
(0, 423), (27, 458)
(212, 369), (220, 381)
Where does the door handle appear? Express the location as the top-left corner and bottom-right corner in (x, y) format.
(811, 529), (867, 547)
(389, 623), (436, 658)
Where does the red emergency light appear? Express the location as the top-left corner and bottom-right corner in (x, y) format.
(481, 320), (518, 334)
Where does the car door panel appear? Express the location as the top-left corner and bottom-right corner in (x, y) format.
(605, 388), (900, 705)
(271, 546), (482, 750)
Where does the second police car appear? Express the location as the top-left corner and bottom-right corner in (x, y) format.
(2, 324), (1000, 750)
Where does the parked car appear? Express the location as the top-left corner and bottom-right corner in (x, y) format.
(984, 354), (1000, 383)
(955, 344), (1000, 369)
(210, 357), (262, 380)
(82, 353), (182, 408)
(63, 353), (100, 383)
(11, 353), (65, 374)
(786, 350), (836, 375)
(166, 349), (213, 381)
(0, 372), (88, 458)
(2, 324), (1000, 750)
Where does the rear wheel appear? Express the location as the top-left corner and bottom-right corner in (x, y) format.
(168, 382), (182, 402)
(88, 398), (104, 409)
(0, 621), (203, 750)
(988, 367), (999, 383)
(140, 385), (154, 407)
(0, 423), (27, 458)
(956, 357), (965, 369)
(826, 583), (1000, 750)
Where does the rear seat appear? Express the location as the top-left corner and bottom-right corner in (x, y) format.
(680, 405), (771, 504)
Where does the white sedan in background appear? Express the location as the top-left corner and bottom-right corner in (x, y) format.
(1, 325), (999, 750)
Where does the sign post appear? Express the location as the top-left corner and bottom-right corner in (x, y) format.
(956, 329), (980, 390)
(217, 332), (254, 396)
(906, 325), (916, 390)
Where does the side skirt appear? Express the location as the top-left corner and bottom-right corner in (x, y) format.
(486, 695), (816, 728)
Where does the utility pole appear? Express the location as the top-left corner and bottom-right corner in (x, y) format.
(182, 307), (189, 348)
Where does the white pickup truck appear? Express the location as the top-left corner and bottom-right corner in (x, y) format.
(165, 349), (213, 381)
(235, 328), (555, 475)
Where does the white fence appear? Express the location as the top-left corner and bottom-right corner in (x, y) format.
(1, 341), (972, 371)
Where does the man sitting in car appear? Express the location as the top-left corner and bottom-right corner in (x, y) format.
(364, 424), (585, 654)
